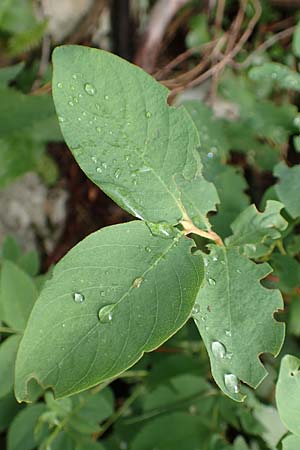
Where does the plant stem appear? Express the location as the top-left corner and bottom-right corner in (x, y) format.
(0, 326), (21, 334)
(95, 385), (144, 438)
(180, 215), (224, 246)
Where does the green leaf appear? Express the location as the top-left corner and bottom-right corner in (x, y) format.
(1, 236), (21, 262)
(52, 45), (218, 229)
(130, 412), (209, 450)
(0, 392), (22, 432)
(0, 62), (24, 86)
(233, 436), (250, 450)
(282, 435), (300, 450)
(0, 88), (56, 137)
(274, 162), (300, 219)
(293, 21), (300, 58)
(193, 246), (284, 401)
(271, 254), (300, 292)
(0, 334), (21, 398)
(184, 100), (229, 161)
(15, 221), (203, 401)
(0, 260), (38, 330)
(210, 166), (249, 238)
(226, 200), (287, 258)
(7, 403), (46, 450)
(249, 63), (300, 91)
(0, 134), (43, 188)
(288, 296), (300, 336)
(276, 355), (300, 436)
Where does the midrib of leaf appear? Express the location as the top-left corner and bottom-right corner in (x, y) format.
(38, 232), (185, 390)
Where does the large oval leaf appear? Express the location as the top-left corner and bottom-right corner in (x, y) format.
(15, 221), (203, 401)
(52, 45), (218, 229)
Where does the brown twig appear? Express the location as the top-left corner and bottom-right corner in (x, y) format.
(170, 0), (262, 96)
(215, 0), (226, 30)
(234, 25), (296, 68)
(161, 35), (226, 89)
(134, 0), (190, 73)
(154, 38), (220, 80)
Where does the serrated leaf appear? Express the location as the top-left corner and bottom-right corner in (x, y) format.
(15, 221), (203, 401)
(7, 403), (46, 450)
(0, 260), (38, 330)
(282, 435), (300, 450)
(0, 334), (21, 398)
(52, 45), (218, 229)
(193, 246), (284, 401)
(274, 162), (300, 219)
(226, 200), (287, 258)
(276, 355), (300, 436)
(293, 21), (300, 58)
(249, 63), (300, 91)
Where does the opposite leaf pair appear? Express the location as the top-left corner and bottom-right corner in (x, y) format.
(14, 45), (284, 403)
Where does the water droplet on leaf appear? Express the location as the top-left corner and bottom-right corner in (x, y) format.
(192, 303), (200, 315)
(208, 278), (216, 286)
(73, 292), (85, 303)
(224, 374), (240, 394)
(145, 246), (152, 253)
(57, 82), (63, 88)
(84, 82), (96, 96)
(145, 111), (152, 118)
(98, 304), (114, 323)
(146, 222), (179, 239)
(58, 116), (64, 123)
(211, 341), (226, 359)
(132, 277), (143, 288)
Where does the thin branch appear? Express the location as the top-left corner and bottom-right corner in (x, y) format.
(235, 25), (296, 68)
(171, 0), (262, 95)
(134, 0), (190, 72)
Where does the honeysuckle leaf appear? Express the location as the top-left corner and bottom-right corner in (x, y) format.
(52, 45), (218, 229)
(0, 334), (21, 399)
(226, 200), (288, 258)
(193, 246), (284, 401)
(15, 221), (203, 401)
(7, 403), (47, 450)
(249, 63), (300, 91)
(276, 355), (300, 437)
(0, 261), (38, 331)
(282, 435), (300, 450)
(274, 162), (300, 219)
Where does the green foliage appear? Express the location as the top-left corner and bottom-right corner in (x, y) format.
(276, 355), (300, 448)
(51, 45), (218, 229)
(2, 2), (300, 447)
(193, 246), (284, 401)
(249, 63), (300, 91)
(0, 80), (61, 188)
(15, 221), (203, 400)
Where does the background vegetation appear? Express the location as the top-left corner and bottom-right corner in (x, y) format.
(1, 1), (300, 449)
